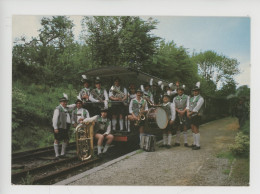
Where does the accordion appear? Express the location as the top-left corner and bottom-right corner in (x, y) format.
(140, 134), (156, 152)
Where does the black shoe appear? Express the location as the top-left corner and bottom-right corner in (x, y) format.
(191, 144), (196, 148)
(174, 143), (180, 146)
(59, 155), (66, 159)
(54, 156), (60, 160)
(97, 153), (103, 159)
(166, 145), (171, 149)
(184, 143), (190, 147)
(192, 146), (201, 150)
(159, 144), (167, 148)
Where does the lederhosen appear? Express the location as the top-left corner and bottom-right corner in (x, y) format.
(54, 106), (70, 141)
(162, 102), (172, 131)
(132, 98), (146, 126)
(174, 94), (188, 127)
(189, 95), (203, 127)
(91, 88), (106, 116)
(95, 117), (111, 134)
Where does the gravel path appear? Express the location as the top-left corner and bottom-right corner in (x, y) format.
(68, 117), (238, 186)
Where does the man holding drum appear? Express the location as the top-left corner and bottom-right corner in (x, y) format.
(187, 83), (204, 150)
(173, 85), (190, 147)
(160, 94), (176, 148)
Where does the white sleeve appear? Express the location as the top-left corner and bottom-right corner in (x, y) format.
(144, 100), (148, 111)
(193, 97), (204, 112)
(105, 120), (111, 135)
(52, 109), (59, 129)
(86, 110), (90, 118)
(104, 89), (109, 101)
(150, 93), (154, 103)
(89, 93), (99, 102)
(186, 96), (190, 110)
(124, 88), (127, 95)
(129, 99), (133, 114)
(67, 104), (76, 110)
(170, 103), (176, 121)
(109, 89), (113, 97)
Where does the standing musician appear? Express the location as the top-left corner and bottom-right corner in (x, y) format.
(71, 98), (90, 128)
(160, 94), (176, 148)
(126, 89), (148, 142)
(173, 85), (190, 147)
(94, 108), (114, 157)
(186, 83), (204, 150)
(52, 94), (76, 160)
(79, 75), (92, 113)
(142, 82), (154, 106)
(90, 77), (109, 115)
(109, 77), (128, 131)
(128, 83), (137, 102)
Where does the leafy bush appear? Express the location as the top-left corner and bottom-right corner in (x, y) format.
(230, 132), (249, 157)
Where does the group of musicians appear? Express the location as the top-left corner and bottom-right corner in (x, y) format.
(52, 75), (204, 159)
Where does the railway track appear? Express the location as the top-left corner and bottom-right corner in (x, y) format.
(11, 142), (139, 185)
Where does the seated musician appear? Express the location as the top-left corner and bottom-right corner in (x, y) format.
(173, 85), (190, 147)
(94, 108), (114, 157)
(89, 77), (109, 115)
(71, 98), (90, 128)
(142, 82), (154, 106)
(126, 89), (148, 143)
(79, 75), (92, 113)
(160, 94), (176, 149)
(109, 77), (128, 131)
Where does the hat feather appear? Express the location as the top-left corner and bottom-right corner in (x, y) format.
(63, 93), (68, 100)
(149, 78), (153, 86)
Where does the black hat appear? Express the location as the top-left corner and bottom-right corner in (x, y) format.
(192, 86), (200, 91)
(75, 99), (83, 104)
(136, 89), (143, 93)
(81, 75), (91, 84)
(114, 77), (121, 82)
(163, 93), (170, 99)
(100, 108), (108, 112)
(95, 79), (101, 84)
(59, 97), (68, 102)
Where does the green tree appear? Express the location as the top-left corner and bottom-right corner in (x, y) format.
(192, 50), (240, 86)
(81, 16), (159, 67)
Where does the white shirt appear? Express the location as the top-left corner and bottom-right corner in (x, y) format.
(52, 104), (76, 129)
(129, 97), (148, 114)
(72, 108), (90, 124)
(186, 95), (204, 112)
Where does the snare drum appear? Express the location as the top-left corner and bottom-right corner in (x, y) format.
(147, 107), (168, 129)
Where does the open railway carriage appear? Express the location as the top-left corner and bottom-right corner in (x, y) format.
(83, 66), (176, 145)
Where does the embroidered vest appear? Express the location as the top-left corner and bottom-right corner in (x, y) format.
(95, 117), (110, 133)
(174, 94), (188, 110)
(56, 105), (68, 129)
(189, 95), (202, 112)
(132, 98), (146, 116)
(91, 88), (105, 100)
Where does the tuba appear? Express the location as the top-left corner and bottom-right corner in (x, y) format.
(75, 122), (94, 161)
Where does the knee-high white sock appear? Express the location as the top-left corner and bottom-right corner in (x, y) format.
(167, 134), (172, 145)
(119, 119), (123, 131)
(140, 133), (145, 142)
(103, 144), (110, 153)
(192, 133), (196, 145)
(195, 133), (200, 147)
(183, 131), (188, 143)
(61, 142), (67, 156)
(126, 120), (130, 132)
(112, 119), (117, 130)
(163, 134), (167, 145)
(97, 145), (102, 155)
(54, 143), (59, 157)
(176, 131), (181, 143)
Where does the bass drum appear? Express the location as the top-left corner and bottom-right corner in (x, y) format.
(147, 107), (168, 129)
